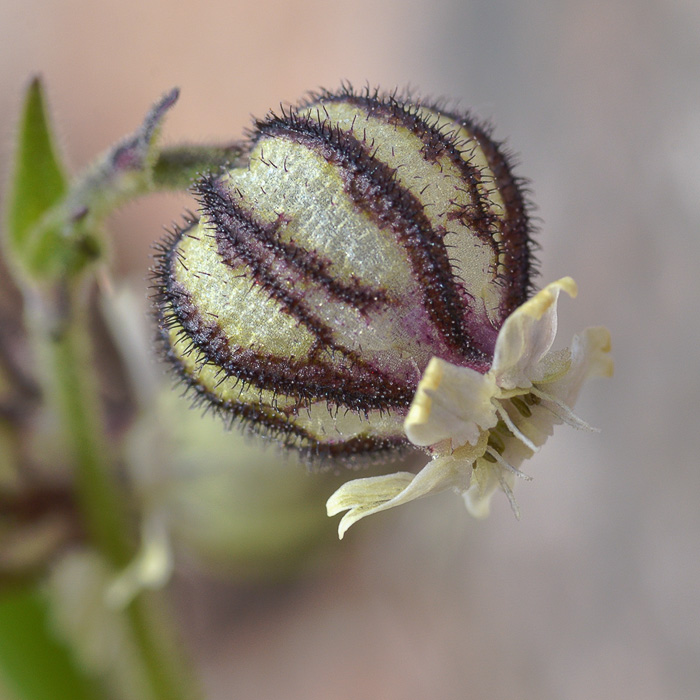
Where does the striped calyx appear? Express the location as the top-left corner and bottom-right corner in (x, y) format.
(153, 87), (534, 462)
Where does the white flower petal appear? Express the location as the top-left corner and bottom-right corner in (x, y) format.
(326, 472), (414, 518)
(492, 277), (578, 390)
(404, 356), (498, 449)
(326, 454), (467, 538)
(498, 326), (613, 456)
(557, 326), (614, 399)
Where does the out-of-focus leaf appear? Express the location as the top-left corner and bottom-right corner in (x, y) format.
(0, 585), (105, 700)
(4, 77), (68, 262)
(45, 548), (198, 700)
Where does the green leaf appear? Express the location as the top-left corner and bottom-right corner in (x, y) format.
(0, 585), (104, 700)
(4, 77), (68, 260)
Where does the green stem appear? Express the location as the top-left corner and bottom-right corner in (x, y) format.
(45, 282), (132, 567)
(32, 281), (199, 700)
(152, 144), (244, 190)
(127, 592), (199, 700)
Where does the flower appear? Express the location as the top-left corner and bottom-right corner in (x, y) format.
(327, 277), (613, 538)
(151, 85), (612, 539)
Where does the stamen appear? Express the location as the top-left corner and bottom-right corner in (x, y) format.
(523, 392), (541, 406)
(495, 468), (521, 520)
(494, 401), (538, 453)
(529, 387), (599, 432)
(485, 446), (532, 481)
(487, 430), (506, 454)
(510, 396), (532, 417)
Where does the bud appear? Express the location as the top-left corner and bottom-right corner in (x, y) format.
(153, 87), (612, 537)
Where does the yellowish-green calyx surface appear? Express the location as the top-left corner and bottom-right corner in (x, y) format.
(153, 87), (534, 461)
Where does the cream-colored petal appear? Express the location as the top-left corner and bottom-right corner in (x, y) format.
(465, 325), (611, 519)
(404, 356), (498, 449)
(492, 277), (578, 390)
(577, 326), (614, 379)
(544, 325), (613, 406)
(326, 472), (415, 520)
(496, 326), (613, 458)
(326, 455), (466, 538)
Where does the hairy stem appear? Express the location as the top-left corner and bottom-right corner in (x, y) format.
(152, 143), (245, 190)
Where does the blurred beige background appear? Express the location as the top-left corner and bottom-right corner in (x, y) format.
(1, 0), (699, 698)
